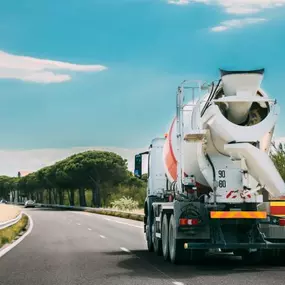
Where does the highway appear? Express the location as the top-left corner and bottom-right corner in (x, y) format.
(0, 208), (285, 285)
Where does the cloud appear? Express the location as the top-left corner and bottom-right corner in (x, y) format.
(217, 0), (285, 15)
(168, 0), (285, 14)
(168, 0), (191, 5)
(0, 50), (107, 84)
(0, 146), (148, 177)
(168, 0), (208, 5)
(211, 17), (267, 32)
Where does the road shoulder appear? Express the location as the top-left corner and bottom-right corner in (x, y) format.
(0, 213), (33, 259)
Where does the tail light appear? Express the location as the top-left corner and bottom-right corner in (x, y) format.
(179, 218), (199, 226)
(279, 219), (285, 226)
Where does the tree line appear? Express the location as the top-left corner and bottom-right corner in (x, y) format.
(0, 142), (284, 207)
(0, 150), (147, 208)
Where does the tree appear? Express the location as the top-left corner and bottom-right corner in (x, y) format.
(61, 151), (129, 207)
(3, 150), (146, 208)
(0, 176), (14, 200)
(271, 142), (285, 181)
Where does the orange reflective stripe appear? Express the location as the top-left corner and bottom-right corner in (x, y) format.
(210, 211), (267, 219)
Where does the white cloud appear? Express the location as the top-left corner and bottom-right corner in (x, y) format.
(0, 50), (107, 84)
(0, 146), (148, 177)
(168, 0), (285, 14)
(218, 0), (285, 15)
(168, 0), (191, 5)
(211, 17), (267, 32)
(168, 0), (208, 5)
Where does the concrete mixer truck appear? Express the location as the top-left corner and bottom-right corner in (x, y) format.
(134, 69), (285, 264)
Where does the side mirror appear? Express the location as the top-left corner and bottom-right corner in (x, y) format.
(134, 154), (142, 178)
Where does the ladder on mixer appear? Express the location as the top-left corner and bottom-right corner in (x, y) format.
(175, 80), (214, 194)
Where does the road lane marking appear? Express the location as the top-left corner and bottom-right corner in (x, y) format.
(120, 247), (130, 253)
(114, 220), (143, 228)
(120, 246), (184, 285)
(99, 235), (106, 239)
(88, 228), (92, 231)
(74, 212), (144, 229)
(70, 210), (182, 285)
(76, 223), (81, 226)
(104, 217), (143, 229)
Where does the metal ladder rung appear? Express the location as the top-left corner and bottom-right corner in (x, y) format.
(184, 132), (206, 142)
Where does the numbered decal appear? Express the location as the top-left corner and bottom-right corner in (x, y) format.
(218, 170), (227, 188)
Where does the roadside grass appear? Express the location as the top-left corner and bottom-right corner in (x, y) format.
(0, 214), (29, 248)
(84, 208), (144, 221)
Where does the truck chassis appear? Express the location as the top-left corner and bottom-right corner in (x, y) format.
(145, 198), (285, 265)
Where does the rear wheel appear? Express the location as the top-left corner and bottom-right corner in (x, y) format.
(241, 249), (262, 265)
(262, 249), (285, 265)
(189, 249), (206, 264)
(168, 214), (188, 264)
(162, 214), (169, 261)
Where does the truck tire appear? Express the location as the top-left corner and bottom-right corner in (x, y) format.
(168, 214), (187, 264)
(262, 249), (285, 265)
(152, 219), (162, 256)
(241, 250), (262, 265)
(146, 216), (154, 252)
(189, 249), (206, 264)
(162, 214), (169, 261)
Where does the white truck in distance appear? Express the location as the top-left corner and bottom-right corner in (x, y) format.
(134, 69), (285, 264)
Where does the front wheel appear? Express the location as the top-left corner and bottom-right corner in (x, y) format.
(162, 214), (169, 261)
(152, 219), (162, 256)
(146, 216), (154, 252)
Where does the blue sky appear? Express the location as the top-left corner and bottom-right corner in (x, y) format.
(1, 0), (285, 152)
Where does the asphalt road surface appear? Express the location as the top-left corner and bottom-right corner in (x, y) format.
(0, 208), (285, 285)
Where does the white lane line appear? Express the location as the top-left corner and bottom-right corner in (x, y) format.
(120, 247), (131, 253)
(99, 235), (106, 239)
(72, 210), (180, 285)
(88, 228), (92, 231)
(76, 223), (81, 226)
(104, 218), (143, 229)
(119, 246), (184, 285)
(0, 213), (34, 259)
(74, 212), (143, 229)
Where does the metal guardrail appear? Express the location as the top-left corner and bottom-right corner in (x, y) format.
(38, 204), (144, 219)
(0, 212), (23, 230)
(10, 202), (145, 221)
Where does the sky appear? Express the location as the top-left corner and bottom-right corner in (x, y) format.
(1, 0), (285, 175)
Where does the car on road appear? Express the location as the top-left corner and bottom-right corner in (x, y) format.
(24, 200), (36, 208)
(0, 199), (8, 204)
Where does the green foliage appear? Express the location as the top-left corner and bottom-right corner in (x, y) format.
(271, 142), (285, 181)
(110, 196), (139, 211)
(0, 150), (147, 209)
(141, 173), (148, 182)
(0, 214), (28, 248)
